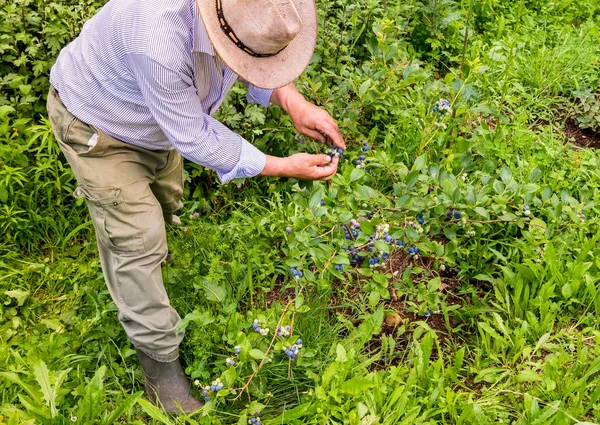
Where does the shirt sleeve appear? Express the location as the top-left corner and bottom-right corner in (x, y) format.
(239, 79), (273, 107)
(125, 54), (266, 184)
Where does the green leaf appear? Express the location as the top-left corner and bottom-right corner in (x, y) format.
(0, 105), (15, 118)
(350, 168), (365, 183)
(137, 398), (175, 424)
(176, 310), (215, 334)
(335, 344), (347, 362)
(333, 255), (350, 265)
(413, 154), (427, 171)
(249, 349), (266, 360)
(102, 391), (143, 425)
(195, 278), (228, 304)
(358, 79), (372, 97)
(340, 377), (375, 395)
(4, 290), (30, 306)
(516, 369), (542, 382)
(500, 167), (512, 184)
(473, 207), (489, 219)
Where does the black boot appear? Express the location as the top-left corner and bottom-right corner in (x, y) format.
(136, 349), (203, 413)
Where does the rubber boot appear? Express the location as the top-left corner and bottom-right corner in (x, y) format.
(136, 349), (203, 414)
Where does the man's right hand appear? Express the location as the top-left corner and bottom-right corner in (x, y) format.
(260, 153), (339, 181)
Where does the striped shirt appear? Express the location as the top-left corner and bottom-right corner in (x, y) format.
(50, 0), (273, 183)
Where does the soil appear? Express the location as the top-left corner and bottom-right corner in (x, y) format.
(562, 118), (600, 149)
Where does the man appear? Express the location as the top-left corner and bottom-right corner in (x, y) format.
(47, 0), (344, 414)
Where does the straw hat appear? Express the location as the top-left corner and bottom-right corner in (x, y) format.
(196, 0), (317, 89)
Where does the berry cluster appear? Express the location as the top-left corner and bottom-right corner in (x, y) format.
(276, 325), (291, 337)
(283, 339), (303, 360)
(343, 222), (362, 240)
(407, 246), (420, 256)
(197, 378), (224, 402)
(433, 98), (451, 114)
(248, 413), (263, 425)
(523, 204), (531, 217)
(362, 142), (370, 152)
(355, 154), (369, 169)
(327, 146), (344, 158)
(290, 267), (303, 278)
(446, 209), (462, 220)
(253, 319), (270, 336)
(226, 357), (236, 366)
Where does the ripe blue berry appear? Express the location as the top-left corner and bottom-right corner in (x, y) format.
(362, 145), (370, 152)
(358, 155), (365, 160)
(453, 211), (461, 219)
(385, 235), (392, 243)
(320, 199), (325, 206)
(285, 226), (293, 233)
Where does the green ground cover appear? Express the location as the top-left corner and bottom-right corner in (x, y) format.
(2, 0), (600, 423)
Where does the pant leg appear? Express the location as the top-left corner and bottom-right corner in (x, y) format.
(151, 150), (184, 224)
(47, 88), (183, 362)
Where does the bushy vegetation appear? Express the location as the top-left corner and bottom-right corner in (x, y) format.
(2, 0), (600, 423)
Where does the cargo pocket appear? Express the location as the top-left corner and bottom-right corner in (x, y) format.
(75, 186), (145, 255)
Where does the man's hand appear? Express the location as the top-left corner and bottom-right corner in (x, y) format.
(260, 153), (339, 181)
(288, 101), (346, 150)
(271, 84), (346, 150)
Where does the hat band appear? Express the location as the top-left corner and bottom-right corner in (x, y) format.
(215, 0), (286, 58)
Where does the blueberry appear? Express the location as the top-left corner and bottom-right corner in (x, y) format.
(362, 145), (370, 152)
(417, 217), (425, 224)
(382, 252), (389, 260)
(320, 199), (325, 206)
(297, 271), (303, 277)
(349, 246), (355, 251)
(368, 258), (375, 265)
(285, 226), (293, 233)
(385, 235), (392, 243)
(356, 160), (362, 165)
(396, 240), (405, 247)
(358, 155), (365, 160)
(453, 211), (461, 219)
(297, 339), (303, 345)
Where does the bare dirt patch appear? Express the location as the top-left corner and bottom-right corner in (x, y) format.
(563, 119), (600, 149)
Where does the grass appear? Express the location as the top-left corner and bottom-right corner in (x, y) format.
(3, 0), (600, 424)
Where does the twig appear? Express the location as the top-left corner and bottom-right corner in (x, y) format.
(232, 287), (304, 401)
(312, 225), (337, 240)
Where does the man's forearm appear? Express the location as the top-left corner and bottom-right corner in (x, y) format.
(260, 155), (289, 178)
(270, 83), (306, 113)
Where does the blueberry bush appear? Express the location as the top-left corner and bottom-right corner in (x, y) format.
(3, 0), (600, 424)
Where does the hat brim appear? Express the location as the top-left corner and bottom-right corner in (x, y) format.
(196, 0), (317, 90)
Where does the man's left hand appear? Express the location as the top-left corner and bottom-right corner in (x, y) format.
(288, 100), (346, 150)
(271, 83), (346, 150)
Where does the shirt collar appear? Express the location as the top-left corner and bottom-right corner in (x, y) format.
(192, 5), (215, 55)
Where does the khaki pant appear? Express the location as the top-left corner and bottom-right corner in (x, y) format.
(47, 87), (184, 362)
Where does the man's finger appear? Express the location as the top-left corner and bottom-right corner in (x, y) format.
(313, 156), (339, 179)
(310, 154), (334, 166)
(316, 119), (345, 150)
(303, 128), (326, 143)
